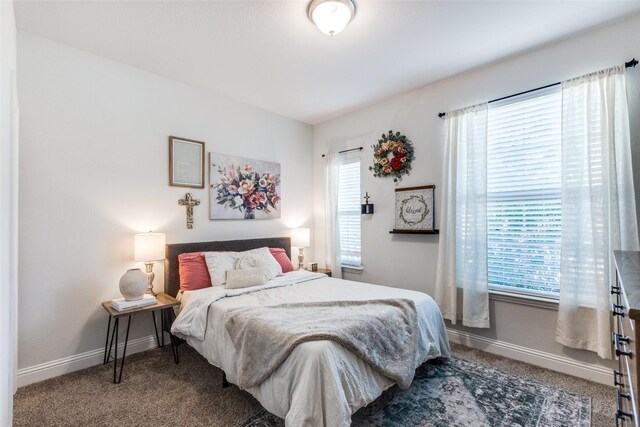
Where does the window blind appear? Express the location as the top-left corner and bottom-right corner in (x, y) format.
(337, 158), (362, 267)
(487, 85), (562, 297)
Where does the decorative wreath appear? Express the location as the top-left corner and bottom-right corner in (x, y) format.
(369, 130), (415, 182)
(399, 195), (429, 226)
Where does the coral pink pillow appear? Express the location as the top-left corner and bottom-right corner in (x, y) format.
(178, 252), (212, 292)
(269, 248), (295, 273)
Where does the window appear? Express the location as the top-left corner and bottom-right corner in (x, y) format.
(487, 85), (562, 298)
(337, 157), (361, 267)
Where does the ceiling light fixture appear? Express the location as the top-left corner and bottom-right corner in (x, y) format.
(308, 0), (355, 36)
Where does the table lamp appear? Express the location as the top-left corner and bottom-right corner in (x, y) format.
(291, 227), (310, 270)
(134, 232), (166, 296)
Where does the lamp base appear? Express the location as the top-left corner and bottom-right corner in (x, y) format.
(298, 247), (305, 270)
(144, 262), (157, 296)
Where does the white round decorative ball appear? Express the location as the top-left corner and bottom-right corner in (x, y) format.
(119, 268), (147, 301)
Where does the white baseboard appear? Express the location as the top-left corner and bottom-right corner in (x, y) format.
(17, 333), (164, 387)
(447, 328), (612, 385)
(17, 328), (612, 388)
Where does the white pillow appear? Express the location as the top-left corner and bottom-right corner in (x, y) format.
(238, 247), (282, 280)
(225, 268), (267, 289)
(203, 251), (241, 287)
(236, 253), (268, 270)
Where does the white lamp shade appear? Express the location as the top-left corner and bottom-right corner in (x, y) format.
(134, 232), (166, 262)
(308, 0), (355, 36)
(291, 228), (311, 248)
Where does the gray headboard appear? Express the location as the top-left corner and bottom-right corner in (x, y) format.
(164, 237), (291, 297)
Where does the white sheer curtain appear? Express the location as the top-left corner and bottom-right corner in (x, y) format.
(1, 0), (19, 424)
(324, 153), (343, 279)
(435, 104), (490, 328)
(556, 66), (639, 359)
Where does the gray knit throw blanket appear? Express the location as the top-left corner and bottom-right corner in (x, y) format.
(224, 299), (418, 389)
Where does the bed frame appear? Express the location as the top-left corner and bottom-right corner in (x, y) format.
(164, 236), (292, 298)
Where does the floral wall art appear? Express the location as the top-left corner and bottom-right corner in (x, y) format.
(209, 153), (281, 220)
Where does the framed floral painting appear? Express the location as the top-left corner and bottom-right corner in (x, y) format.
(209, 153), (281, 220)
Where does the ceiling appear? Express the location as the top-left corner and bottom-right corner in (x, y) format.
(14, 0), (640, 125)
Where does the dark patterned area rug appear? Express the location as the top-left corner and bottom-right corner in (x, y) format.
(240, 356), (591, 427)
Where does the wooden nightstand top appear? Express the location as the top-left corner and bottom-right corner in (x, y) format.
(306, 267), (332, 277)
(101, 292), (180, 318)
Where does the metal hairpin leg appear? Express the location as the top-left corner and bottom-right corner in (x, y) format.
(112, 317), (119, 382)
(104, 317), (117, 365)
(161, 308), (179, 364)
(112, 315), (132, 384)
(165, 308), (180, 364)
(103, 316), (112, 364)
(161, 308), (165, 348)
(151, 311), (161, 347)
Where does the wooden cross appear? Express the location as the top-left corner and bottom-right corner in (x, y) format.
(178, 193), (200, 229)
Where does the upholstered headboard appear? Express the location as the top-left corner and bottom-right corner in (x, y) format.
(164, 237), (291, 297)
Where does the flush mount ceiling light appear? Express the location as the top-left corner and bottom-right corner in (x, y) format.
(308, 0), (355, 36)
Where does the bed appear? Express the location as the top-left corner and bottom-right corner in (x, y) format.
(165, 237), (450, 427)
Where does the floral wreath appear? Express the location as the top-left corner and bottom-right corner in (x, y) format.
(369, 130), (415, 182)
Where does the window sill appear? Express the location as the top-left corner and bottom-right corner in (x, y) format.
(342, 265), (364, 275)
(489, 290), (559, 311)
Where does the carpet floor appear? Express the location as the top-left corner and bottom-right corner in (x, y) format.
(13, 342), (615, 426)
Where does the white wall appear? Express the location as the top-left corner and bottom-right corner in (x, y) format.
(1, 0), (19, 422)
(313, 13), (640, 375)
(17, 32), (314, 381)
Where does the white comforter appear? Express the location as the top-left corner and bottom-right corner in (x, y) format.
(171, 270), (451, 427)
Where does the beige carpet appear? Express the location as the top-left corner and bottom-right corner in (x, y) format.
(13, 342), (615, 426)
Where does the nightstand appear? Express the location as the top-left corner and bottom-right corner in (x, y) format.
(306, 267), (332, 277)
(101, 292), (180, 384)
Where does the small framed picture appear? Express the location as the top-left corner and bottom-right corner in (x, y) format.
(169, 136), (205, 188)
(394, 185), (435, 231)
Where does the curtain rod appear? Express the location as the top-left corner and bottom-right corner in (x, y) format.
(321, 146), (363, 158)
(437, 57), (639, 119)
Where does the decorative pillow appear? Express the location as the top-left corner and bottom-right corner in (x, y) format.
(178, 252), (212, 292)
(203, 251), (242, 287)
(239, 247), (283, 280)
(269, 247), (295, 273)
(225, 268), (267, 289)
(237, 253), (268, 270)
